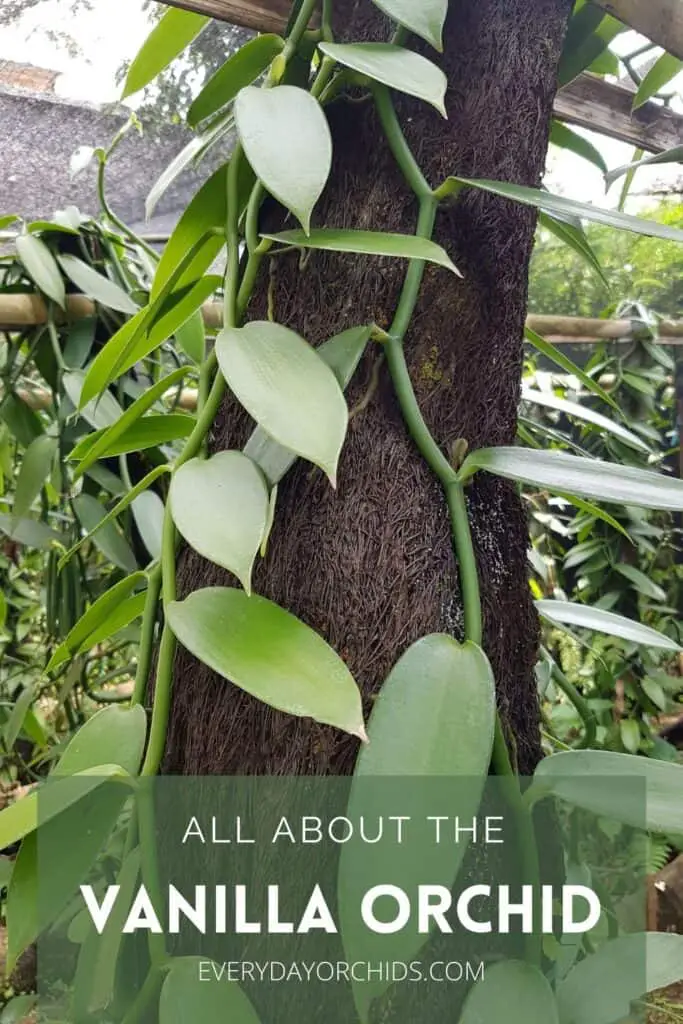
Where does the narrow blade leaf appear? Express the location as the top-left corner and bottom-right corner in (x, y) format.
(188, 34), (284, 126)
(57, 254), (138, 315)
(263, 228), (459, 273)
(122, 7), (208, 98)
(535, 599), (680, 651)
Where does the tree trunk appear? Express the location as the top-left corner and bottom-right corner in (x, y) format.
(161, 0), (573, 777)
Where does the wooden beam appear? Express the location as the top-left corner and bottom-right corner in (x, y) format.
(554, 74), (683, 153)
(595, 0), (683, 62)
(162, 0), (310, 33)
(526, 314), (683, 339)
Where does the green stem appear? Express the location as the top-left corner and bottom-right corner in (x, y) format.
(136, 783), (168, 967)
(374, 86), (432, 199)
(543, 647), (597, 749)
(120, 965), (165, 1024)
(446, 483), (482, 647)
(283, 0), (320, 61)
(131, 567), (161, 707)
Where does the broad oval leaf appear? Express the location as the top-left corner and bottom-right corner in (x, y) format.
(57, 254), (138, 315)
(520, 386), (649, 452)
(73, 494), (138, 573)
(319, 42), (447, 116)
(55, 704), (147, 777)
(235, 85), (332, 233)
(558, 932), (683, 1024)
(371, 0), (447, 50)
(122, 7), (208, 98)
(263, 228), (459, 273)
(160, 957), (261, 1024)
(461, 961), (559, 1024)
(167, 587), (366, 739)
(634, 53), (683, 110)
(170, 452), (269, 592)
(13, 434), (57, 520)
(457, 447), (683, 512)
(535, 599), (680, 652)
(440, 176), (683, 243)
(216, 322), (348, 483)
(528, 750), (683, 834)
(188, 34), (284, 126)
(47, 571), (146, 672)
(16, 233), (65, 308)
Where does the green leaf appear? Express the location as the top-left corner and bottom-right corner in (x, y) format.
(70, 414), (194, 463)
(461, 961), (559, 1024)
(122, 7), (208, 98)
(615, 564), (667, 603)
(620, 718), (641, 754)
(47, 571), (146, 672)
(538, 211), (608, 289)
(16, 233), (65, 308)
(244, 324), (372, 486)
(520, 386), (649, 452)
(146, 115), (232, 219)
(55, 704), (147, 776)
(174, 308), (205, 364)
(0, 765), (127, 853)
(634, 53), (683, 109)
(440, 176), (683, 243)
(0, 995), (37, 1023)
(0, 214), (19, 230)
(80, 276), (220, 406)
(4, 687), (35, 752)
(0, 513), (63, 550)
(6, 782), (128, 971)
(318, 42), (447, 116)
(216, 321), (348, 484)
(63, 370), (123, 431)
(170, 452), (269, 594)
(73, 494), (138, 572)
(263, 228), (459, 273)
(370, 0), (447, 50)
(558, 932), (683, 1024)
(59, 467), (170, 570)
(57, 254), (138, 315)
(605, 145), (683, 188)
(549, 120), (608, 175)
(235, 85), (332, 233)
(188, 33), (284, 126)
(535, 599), (680, 652)
(71, 367), (189, 479)
(529, 750), (683, 833)
(524, 327), (618, 412)
(132, 491), (165, 562)
(13, 434), (57, 520)
(160, 957), (261, 1024)
(458, 447), (683, 512)
(152, 165), (227, 299)
(1, 393), (44, 447)
(167, 587), (366, 739)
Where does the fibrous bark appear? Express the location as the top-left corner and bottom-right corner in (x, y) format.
(162, 0), (574, 778)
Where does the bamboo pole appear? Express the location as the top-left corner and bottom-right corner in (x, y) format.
(595, 0), (683, 62)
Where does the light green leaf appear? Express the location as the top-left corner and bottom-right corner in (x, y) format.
(235, 85), (331, 233)
(549, 119), (608, 175)
(174, 309), (205, 364)
(558, 932), (683, 1024)
(615, 564), (667, 603)
(146, 115), (232, 219)
(170, 452), (269, 594)
(55, 704), (147, 776)
(0, 215), (19, 230)
(520, 386), (649, 452)
(70, 414), (194, 463)
(73, 494), (138, 572)
(71, 366), (188, 479)
(524, 327), (618, 412)
(439, 176), (683, 243)
(244, 324), (372, 485)
(160, 957), (261, 1024)
(535, 599), (680, 652)
(458, 447), (683, 511)
(538, 211), (608, 288)
(529, 750), (683, 833)
(461, 961), (559, 1024)
(131, 490), (165, 562)
(63, 370), (123, 431)
(6, 782), (128, 971)
(167, 587), (366, 739)
(188, 33), (284, 126)
(620, 718), (641, 754)
(634, 53), (683, 109)
(551, 493), (630, 539)
(0, 513), (62, 550)
(13, 434), (57, 520)
(0, 995), (37, 1023)
(122, 7), (208, 98)
(216, 321), (348, 483)
(263, 228), (459, 273)
(16, 233), (65, 308)
(370, 0), (447, 50)
(47, 572), (146, 672)
(319, 41), (447, 116)
(4, 687), (35, 753)
(57, 254), (138, 314)
(80, 276), (219, 406)
(606, 145), (683, 188)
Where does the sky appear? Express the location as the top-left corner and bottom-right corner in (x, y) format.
(0, 0), (680, 209)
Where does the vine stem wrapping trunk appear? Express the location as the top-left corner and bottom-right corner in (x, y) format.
(162, 0), (574, 777)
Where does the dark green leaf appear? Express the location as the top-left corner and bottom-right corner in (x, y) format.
(174, 308), (205, 364)
(615, 564), (667, 603)
(524, 327), (618, 411)
(263, 228), (459, 273)
(4, 687), (35, 753)
(318, 42), (447, 116)
(550, 120), (608, 175)
(461, 961), (559, 1024)
(73, 494), (138, 572)
(538, 211), (609, 288)
(634, 53), (683, 109)
(13, 434), (57, 520)
(188, 34), (284, 126)
(370, 0), (447, 50)
(57, 254), (138, 314)
(70, 414), (193, 463)
(160, 957), (261, 1024)
(535, 599), (680, 651)
(16, 233), (65, 308)
(1, 394), (44, 447)
(122, 7), (208, 98)
(167, 587), (366, 739)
